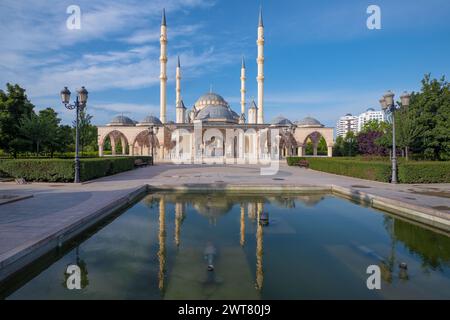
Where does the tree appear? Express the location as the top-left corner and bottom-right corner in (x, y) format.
(333, 136), (345, 156)
(317, 136), (328, 155)
(357, 120), (388, 156)
(38, 108), (61, 156)
(343, 131), (358, 157)
(73, 109), (98, 156)
(409, 74), (450, 160)
(18, 113), (51, 154)
(361, 119), (389, 133)
(0, 84), (35, 156)
(56, 125), (75, 155)
(395, 106), (424, 160)
(357, 130), (387, 156)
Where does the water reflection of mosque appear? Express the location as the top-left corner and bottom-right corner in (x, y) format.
(147, 193), (450, 296)
(147, 193), (326, 294)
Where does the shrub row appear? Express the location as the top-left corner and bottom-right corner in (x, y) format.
(398, 161), (450, 184)
(0, 156), (152, 182)
(287, 157), (392, 182)
(287, 157), (450, 183)
(0, 159), (74, 182)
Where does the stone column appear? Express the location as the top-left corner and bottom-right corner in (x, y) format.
(110, 135), (116, 156)
(98, 144), (104, 157)
(327, 146), (333, 157)
(128, 144), (134, 156)
(121, 136), (127, 155)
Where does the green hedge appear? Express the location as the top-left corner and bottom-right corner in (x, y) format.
(287, 157), (392, 182)
(287, 157), (450, 183)
(0, 159), (74, 182)
(0, 156), (152, 182)
(398, 161), (450, 183)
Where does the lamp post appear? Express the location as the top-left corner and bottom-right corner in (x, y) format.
(60, 86), (88, 183)
(149, 125), (159, 165)
(379, 90), (411, 184)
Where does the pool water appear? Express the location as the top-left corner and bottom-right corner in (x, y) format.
(3, 192), (450, 300)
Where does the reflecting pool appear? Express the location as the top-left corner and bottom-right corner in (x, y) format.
(3, 192), (450, 299)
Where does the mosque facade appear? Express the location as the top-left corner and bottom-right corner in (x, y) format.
(97, 9), (334, 162)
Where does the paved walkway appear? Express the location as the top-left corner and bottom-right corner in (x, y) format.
(1, 163), (449, 280)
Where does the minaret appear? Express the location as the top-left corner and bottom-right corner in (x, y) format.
(159, 9), (168, 124)
(176, 56), (181, 106)
(240, 56), (246, 121)
(175, 56), (186, 123)
(256, 7), (265, 124)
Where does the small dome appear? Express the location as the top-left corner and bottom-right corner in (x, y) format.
(271, 116), (293, 126)
(366, 108), (375, 112)
(137, 115), (162, 126)
(108, 115), (135, 126)
(195, 104), (238, 123)
(296, 117), (324, 128)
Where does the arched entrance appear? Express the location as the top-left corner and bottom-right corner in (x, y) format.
(100, 130), (129, 156)
(132, 130), (160, 157)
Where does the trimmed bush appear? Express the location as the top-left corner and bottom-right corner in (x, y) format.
(286, 157), (391, 182)
(287, 157), (450, 183)
(398, 161), (450, 184)
(0, 159), (74, 182)
(0, 156), (152, 182)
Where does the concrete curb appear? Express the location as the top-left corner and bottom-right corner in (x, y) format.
(0, 194), (33, 206)
(148, 184), (331, 193)
(331, 185), (450, 231)
(0, 185), (148, 282)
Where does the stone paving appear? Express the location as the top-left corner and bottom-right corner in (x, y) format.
(0, 162), (449, 280)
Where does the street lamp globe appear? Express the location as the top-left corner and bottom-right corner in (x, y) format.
(77, 86), (89, 106)
(383, 90), (395, 107)
(60, 87), (71, 105)
(400, 91), (411, 107)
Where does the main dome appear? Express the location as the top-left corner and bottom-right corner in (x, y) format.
(196, 104), (238, 123)
(193, 92), (239, 123)
(194, 92), (228, 110)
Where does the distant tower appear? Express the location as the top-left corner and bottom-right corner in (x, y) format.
(240, 56), (246, 123)
(176, 56), (181, 107)
(175, 57), (186, 123)
(256, 6), (265, 124)
(248, 100), (258, 124)
(160, 9), (168, 124)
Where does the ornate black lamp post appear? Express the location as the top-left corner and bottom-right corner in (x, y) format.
(60, 86), (89, 183)
(379, 90), (411, 184)
(149, 125), (159, 165)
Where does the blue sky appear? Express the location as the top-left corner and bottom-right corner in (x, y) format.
(0, 0), (449, 127)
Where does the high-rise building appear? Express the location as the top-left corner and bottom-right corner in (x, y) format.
(336, 114), (358, 137)
(358, 108), (385, 132)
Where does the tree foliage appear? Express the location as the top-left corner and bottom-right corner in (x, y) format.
(0, 83), (96, 157)
(0, 83), (34, 156)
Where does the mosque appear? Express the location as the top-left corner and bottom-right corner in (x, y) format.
(97, 8), (334, 162)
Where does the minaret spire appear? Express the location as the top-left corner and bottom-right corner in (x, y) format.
(240, 56), (246, 123)
(162, 8), (167, 26)
(160, 8), (168, 123)
(259, 6), (264, 27)
(256, 6), (265, 124)
(176, 56), (181, 106)
(175, 55), (185, 123)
